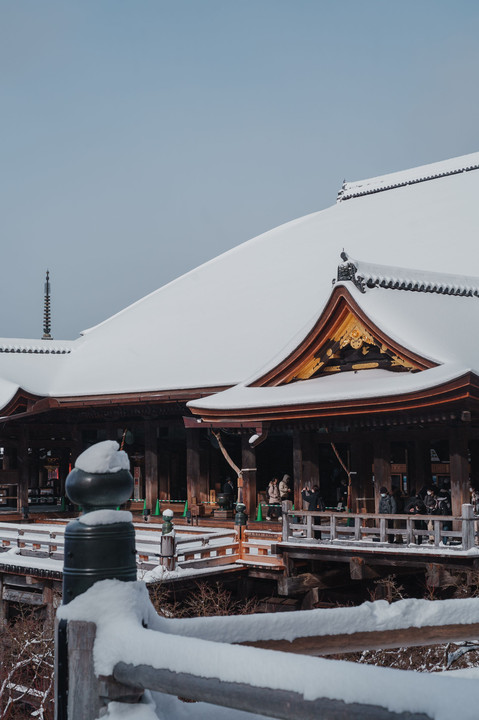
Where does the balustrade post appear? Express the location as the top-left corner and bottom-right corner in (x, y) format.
(282, 500), (292, 540)
(160, 509), (176, 570)
(306, 513), (313, 539)
(406, 516), (413, 545)
(330, 514), (337, 541)
(379, 517), (386, 543)
(461, 503), (475, 550)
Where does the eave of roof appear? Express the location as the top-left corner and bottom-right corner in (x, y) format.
(188, 370), (479, 424)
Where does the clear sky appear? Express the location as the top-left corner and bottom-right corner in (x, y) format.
(2, 0), (479, 340)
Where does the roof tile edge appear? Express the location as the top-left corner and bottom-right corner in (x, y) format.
(336, 152), (479, 203)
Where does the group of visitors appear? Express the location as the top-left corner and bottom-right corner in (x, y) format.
(378, 483), (452, 544)
(266, 474), (292, 520)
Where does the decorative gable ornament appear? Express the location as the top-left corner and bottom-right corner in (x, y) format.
(250, 283), (434, 388)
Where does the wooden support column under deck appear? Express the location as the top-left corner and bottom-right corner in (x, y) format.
(449, 426), (470, 517)
(373, 435), (390, 512)
(144, 421), (159, 513)
(241, 436), (257, 519)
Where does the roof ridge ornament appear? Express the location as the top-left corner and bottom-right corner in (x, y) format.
(336, 252), (479, 298)
(336, 251), (366, 293)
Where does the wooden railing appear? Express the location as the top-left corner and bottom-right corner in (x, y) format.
(0, 526), (242, 571)
(282, 503), (476, 549)
(57, 591), (479, 720)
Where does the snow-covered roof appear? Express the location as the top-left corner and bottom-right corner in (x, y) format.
(337, 150), (479, 202)
(1, 150), (479, 410)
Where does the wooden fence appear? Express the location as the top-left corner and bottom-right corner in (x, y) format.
(57, 595), (479, 720)
(282, 503), (476, 549)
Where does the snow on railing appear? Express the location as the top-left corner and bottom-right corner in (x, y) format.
(56, 579), (479, 720)
(282, 504), (476, 550)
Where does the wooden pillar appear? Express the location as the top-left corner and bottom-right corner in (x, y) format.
(241, 436), (257, 519)
(17, 428), (30, 512)
(59, 449), (70, 499)
(158, 434), (170, 501)
(408, 439), (431, 495)
(302, 433), (319, 488)
(144, 421), (158, 512)
(470, 439), (479, 488)
(293, 430), (303, 509)
(186, 429), (202, 505)
(449, 427), (470, 517)
(1, 446), (11, 470)
(373, 435), (390, 512)
(349, 441), (373, 513)
(0, 575), (6, 626)
(70, 427), (83, 467)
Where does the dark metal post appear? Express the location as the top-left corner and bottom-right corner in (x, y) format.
(56, 445), (137, 719)
(62, 464), (136, 604)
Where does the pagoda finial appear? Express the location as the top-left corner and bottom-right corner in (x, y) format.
(42, 269), (53, 340)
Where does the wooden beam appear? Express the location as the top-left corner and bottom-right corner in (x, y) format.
(240, 622), (479, 656)
(278, 570), (347, 595)
(113, 663), (432, 720)
(350, 556), (379, 580)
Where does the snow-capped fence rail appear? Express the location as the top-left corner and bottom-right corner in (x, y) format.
(282, 504), (476, 549)
(56, 581), (479, 720)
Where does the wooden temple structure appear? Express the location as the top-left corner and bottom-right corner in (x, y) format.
(1, 151), (479, 522)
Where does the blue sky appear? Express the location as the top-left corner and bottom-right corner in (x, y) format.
(2, 0), (479, 339)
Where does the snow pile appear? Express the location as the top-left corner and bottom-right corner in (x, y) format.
(58, 580), (479, 720)
(79, 510), (133, 526)
(160, 595), (479, 644)
(75, 440), (130, 474)
(100, 692), (158, 720)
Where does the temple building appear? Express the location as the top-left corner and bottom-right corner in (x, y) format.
(1, 150), (479, 519)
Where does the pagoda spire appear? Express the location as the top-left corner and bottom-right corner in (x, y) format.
(42, 269), (53, 340)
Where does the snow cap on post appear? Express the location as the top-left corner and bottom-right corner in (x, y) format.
(75, 439), (130, 474)
(66, 440), (133, 514)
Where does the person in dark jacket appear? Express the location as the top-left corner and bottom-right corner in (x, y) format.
(424, 486), (438, 542)
(222, 477), (235, 509)
(378, 487), (396, 543)
(436, 483), (452, 544)
(301, 485), (324, 511)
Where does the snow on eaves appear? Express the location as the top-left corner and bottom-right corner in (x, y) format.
(0, 338), (74, 354)
(337, 149), (479, 202)
(339, 253), (479, 297)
